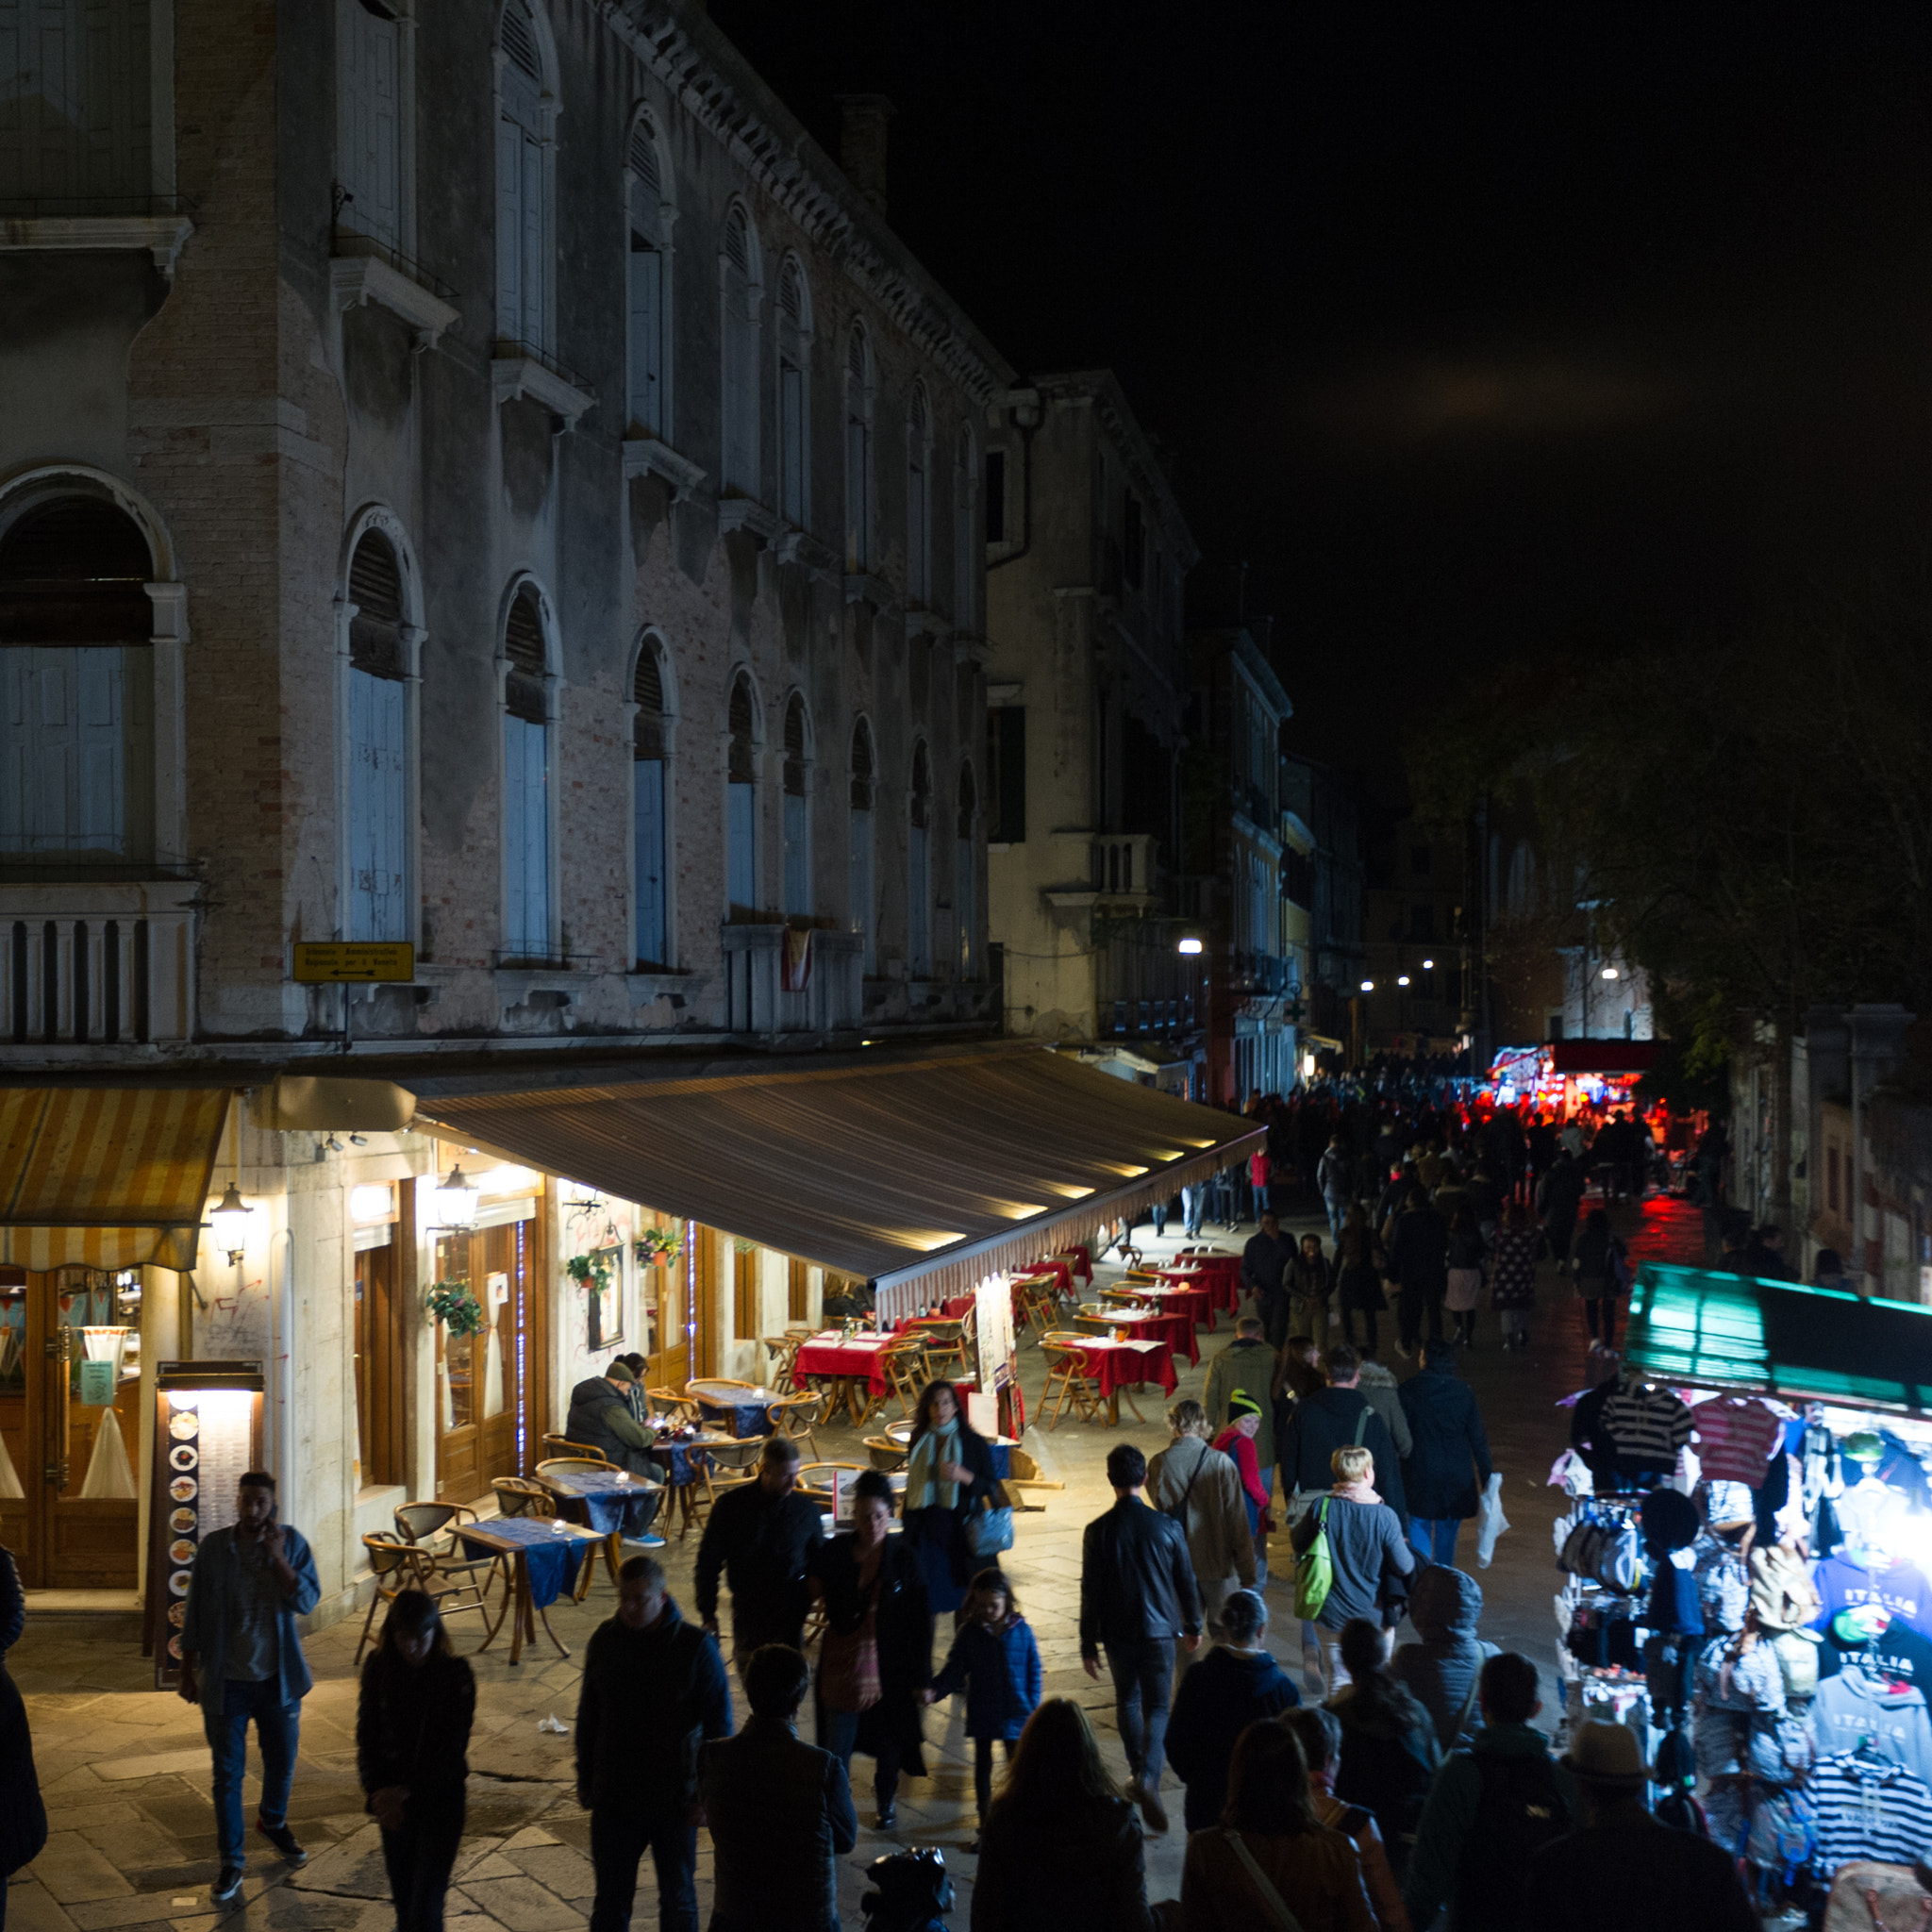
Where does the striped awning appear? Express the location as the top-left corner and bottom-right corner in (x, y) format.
(0, 1087), (232, 1272)
(416, 1046), (1264, 1324)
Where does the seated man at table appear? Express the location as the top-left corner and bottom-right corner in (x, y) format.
(695, 1436), (824, 1663)
(564, 1360), (658, 1475)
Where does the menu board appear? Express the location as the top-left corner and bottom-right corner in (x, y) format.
(145, 1362), (263, 1688)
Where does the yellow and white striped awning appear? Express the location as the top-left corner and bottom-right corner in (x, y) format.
(0, 1087), (231, 1273)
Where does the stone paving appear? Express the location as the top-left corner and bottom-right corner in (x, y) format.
(8, 1185), (1691, 1931)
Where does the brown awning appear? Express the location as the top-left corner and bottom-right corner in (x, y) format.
(416, 1047), (1263, 1322)
(0, 1087), (231, 1272)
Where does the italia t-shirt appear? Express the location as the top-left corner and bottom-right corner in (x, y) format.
(1812, 1556), (1932, 1643)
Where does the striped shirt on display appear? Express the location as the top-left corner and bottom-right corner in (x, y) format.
(1809, 1753), (1932, 1874)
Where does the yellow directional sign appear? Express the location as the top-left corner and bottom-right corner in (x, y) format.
(291, 941), (416, 984)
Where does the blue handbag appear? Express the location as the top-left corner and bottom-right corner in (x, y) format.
(965, 1503), (1014, 1558)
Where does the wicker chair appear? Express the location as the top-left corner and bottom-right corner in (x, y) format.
(368, 1521), (507, 1652)
(913, 1319), (970, 1379)
(795, 1461), (874, 1513)
(541, 1433), (609, 1461)
(863, 1435), (908, 1473)
(877, 1340), (928, 1424)
(491, 1477), (555, 1519)
(1041, 1334), (1103, 1428)
(535, 1457), (611, 1478)
(761, 1334), (807, 1383)
(704, 1434), (769, 1499)
(355, 1533), (425, 1665)
(767, 1390), (824, 1458)
(646, 1388), (699, 1424)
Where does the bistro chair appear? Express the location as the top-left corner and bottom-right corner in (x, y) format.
(877, 1340), (929, 1424)
(863, 1435), (908, 1473)
(491, 1477), (556, 1520)
(767, 1390), (824, 1459)
(914, 1318), (970, 1380)
(795, 1462), (874, 1518)
(535, 1457), (610, 1478)
(541, 1434), (609, 1462)
(1041, 1334), (1103, 1428)
(355, 1534), (425, 1665)
(762, 1334), (807, 1383)
(704, 1434), (769, 1501)
(369, 1525), (507, 1651)
(393, 1500), (476, 1557)
(1016, 1275), (1061, 1341)
(646, 1387), (700, 1424)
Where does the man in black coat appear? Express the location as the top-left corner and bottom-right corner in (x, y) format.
(694, 1437), (824, 1662)
(1398, 1341), (1492, 1569)
(1080, 1442), (1203, 1837)
(1277, 1343), (1409, 1524)
(1537, 1150), (1587, 1267)
(1241, 1210), (1296, 1346)
(1385, 1185), (1449, 1357)
(576, 1556), (731, 1932)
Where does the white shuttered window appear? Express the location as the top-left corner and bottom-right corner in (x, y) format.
(495, 5), (547, 352)
(626, 119), (664, 434)
(502, 590), (550, 960)
(340, 1), (401, 250)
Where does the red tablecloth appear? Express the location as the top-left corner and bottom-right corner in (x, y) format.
(1157, 1261), (1241, 1315)
(1126, 1280), (1214, 1332)
(1025, 1257), (1074, 1299)
(1057, 1244), (1093, 1284)
(792, 1333), (895, 1399)
(1073, 1337), (1178, 1399)
(1114, 1307), (1199, 1366)
(936, 1280), (1028, 1324)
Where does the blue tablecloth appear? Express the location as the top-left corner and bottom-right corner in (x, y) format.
(462, 1520), (591, 1610)
(544, 1469), (662, 1539)
(693, 1397), (772, 1439)
(647, 1440), (713, 1487)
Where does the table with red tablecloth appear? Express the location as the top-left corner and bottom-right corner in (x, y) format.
(1056, 1244), (1093, 1285)
(1118, 1278), (1214, 1333)
(792, 1332), (895, 1421)
(1062, 1336), (1175, 1424)
(1117, 1305), (1199, 1366)
(1156, 1259), (1241, 1316)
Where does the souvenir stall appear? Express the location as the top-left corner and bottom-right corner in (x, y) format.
(1553, 1263), (1932, 1922)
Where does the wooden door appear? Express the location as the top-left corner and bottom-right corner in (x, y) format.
(0, 1269), (140, 1588)
(353, 1239), (404, 1488)
(640, 1217), (690, 1392)
(433, 1218), (544, 1504)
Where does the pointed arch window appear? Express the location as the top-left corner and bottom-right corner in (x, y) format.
(956, 764), (977, 978)
(0, 496), (156, 869)
(502, 585), (551, 960)
(495, 0), (550, 354)
(782, 693), (811, 917)
(908, 741), (932, 978)
(346, 529), (408, 941)
(849, 721), (875, 974)
(726, 673), (758, 910)
(907, 382), (932, 604)
(633, 639), (668, 966)
(776, 257), (811, 525)
(721, 205), (760, 497)
(626, 114), (667, 435)
(844, 325), (874, 572)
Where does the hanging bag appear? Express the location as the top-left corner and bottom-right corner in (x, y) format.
(1221, 1832), (1307, 1932)
(1293, 1497), (1335, 1622)
(819, 1567), (882, 1713)
(965, 1499), (1014, 1559)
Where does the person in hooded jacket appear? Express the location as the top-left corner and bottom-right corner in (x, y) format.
(563, 1360), (658, 1474)
(1165, 1589), (1300, 1831)
(1397, 1341), (1492, 1570)
(1325, 1620), (1441, 1880)
(1390, 1566), (1493, 1752)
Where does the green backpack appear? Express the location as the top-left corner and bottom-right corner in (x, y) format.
(1293, 1496), (1334, 1621)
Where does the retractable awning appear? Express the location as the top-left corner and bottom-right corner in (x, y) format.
(1624, 1263), (1932, 1416)
(416, 1046), (1263, 1322)
(0, 1087), (231, 1272)
(1547, 1040), (1658, 1076)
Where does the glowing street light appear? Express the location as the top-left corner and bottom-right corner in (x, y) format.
(209, 1184), (252, 1265)
(1176, 936), (1204, 956)
(1422, 958), (1434, 969)
(1601, 966), (1620, 981)
(433, 1163), (480, 1230)
(1397, 975), (1410, 987)
(1359, 979), (1374, 993)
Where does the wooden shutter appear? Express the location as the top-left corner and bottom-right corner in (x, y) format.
(627, 238), (662, 433)
(0, 0), (150, 209)
(779, 360), (804, 522)
(343, 3), (400, 249)
(848, 807), (873, 974)
(788, 1257), (808, 1321)
(908, 823), (929, 977)
(519, 127), (544, 352)
(733, 1246), (757, 1339)
(494, 108), (523, 339)
(727, 781), (755, 909)
(504, 713), (548, 958)
(783, 791), (808, 917)
(349, 668), (407, 942)
(633, 756), (664, 965)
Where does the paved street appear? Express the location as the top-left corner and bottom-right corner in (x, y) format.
(8, 1186), (1697, 1931)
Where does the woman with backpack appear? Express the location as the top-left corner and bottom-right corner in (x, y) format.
(1571, 1208), (1629, 1356)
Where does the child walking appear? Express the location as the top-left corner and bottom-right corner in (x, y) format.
(924, 1568), (1041, 1846)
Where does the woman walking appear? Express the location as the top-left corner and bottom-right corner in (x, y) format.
(0, 1541), (46, 1932)
(1334, 1205), (1388, 1356)
(900, 1380), (1001, 1634)
(809, 1467), (931, 1833)
(1487, 1200), (1544, 1352)
(1571, 1208), (1628, 1356)
(358, 1591), (475, 1932)
(1442, 1208), (1485, 1348)
(925, 1567), (1041, 1844)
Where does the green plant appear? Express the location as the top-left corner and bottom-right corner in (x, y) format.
(732, 1235), (757, 1255)
(566, 1252), (614, 1295)
(425, 1280), (485, 1338)
(635, 1227), (682, 1268)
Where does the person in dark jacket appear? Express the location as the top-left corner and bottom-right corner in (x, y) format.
(563, 1361), (658, 1475)
(971, 1699), (1167, 1932)
(576, 1556), (730, 1932)
(1384, 1186), (1448, 1358)
(700, 1644), (856, 1932)
(694, 1435), (824, 1662)
(1327, 1621), (1441, 1882)
(900, 1378), (1000, 1624)
(1390, 1565), (1491, 1752)
(1536, 1150), (1586, 1267)
(1396, 1341), (1492, 1569)
(1288, 1233), (1336, 1352)
(0, 1543), (46, 1932)
(1334, 1205), (1389, 1355)
(1079, 1441), (1203, 1836)
(926, 1567), (1043, 1836)
(1278, 1344), (1409, 1524)
(358, 1591), (475, 1932)
(1524, 1722), (1757, 1932)
(1165, 1588), (1300, 1831)
(1241, 1210), (1297, 1345)
(1571, 1208), (1628, 1355)
(808, 1468), (930, 1833)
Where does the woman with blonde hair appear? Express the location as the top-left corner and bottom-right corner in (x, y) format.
(1288, 1443), (1414, 1695)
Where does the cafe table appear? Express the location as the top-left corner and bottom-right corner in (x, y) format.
(459, 1517), (607, 1664)
(535, 1466), (665, 1580)
(1079, 1299), (1198, 1368)
(1154, 1257), (1241, 1316)
(642, 1426), (737, 1534)
(685, 1378), (787, 1439)
(1105, 1278), (1213, 1340)
(791, 1331), (896, 1424)
(1062, 1335), (1177, 1425)
(884, 1420), (1017, 1481)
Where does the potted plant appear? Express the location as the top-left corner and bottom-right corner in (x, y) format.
(635, 1227), (683, 1269)
(425, 1280), (485, 1337)
(565, 1252), (614, 1296)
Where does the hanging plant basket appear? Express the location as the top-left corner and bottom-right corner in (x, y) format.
(425, 1280), (486, 1338)
(635, 1228), (683, 1269)
(566, 1252), (616, 1296)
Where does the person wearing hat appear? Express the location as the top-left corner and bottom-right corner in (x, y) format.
(1524, 1720), (1756, 1932)
(564, 1358), (659, 1475)
(1148, 1399), (1256, 1664)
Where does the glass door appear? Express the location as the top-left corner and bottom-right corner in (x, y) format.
(432, 1219), (544, 1503)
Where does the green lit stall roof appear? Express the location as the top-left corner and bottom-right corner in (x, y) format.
(1624, 1264), (1932, 1415)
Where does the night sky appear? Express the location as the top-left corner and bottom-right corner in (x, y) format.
(710, 1), (1932, 758)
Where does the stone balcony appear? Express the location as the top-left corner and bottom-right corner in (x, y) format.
(0, 879), (198, 1049)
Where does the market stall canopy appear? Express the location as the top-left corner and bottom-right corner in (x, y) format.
(416, 1047), (1264, 1322)
(0, 1087), (230, 1272)
(1624, 1263), (1932, 1416)
(1547, 1040), (1658, 1076)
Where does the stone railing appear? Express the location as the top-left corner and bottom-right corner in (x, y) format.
(0, 880), (197, 1047)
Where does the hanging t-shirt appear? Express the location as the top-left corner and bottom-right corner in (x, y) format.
(1600, 1386), (1695, 1474)
(1810, 1667), (1932, 1788)
(1812, 1556), (1932, 1642)
(1690, 1397), (1783, 1487)
(1809, 1752), (1932, 1875)
(1820, 1614), (1932, 1692)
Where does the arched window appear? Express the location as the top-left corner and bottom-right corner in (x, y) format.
(626, 112), (668, 435)
(848, 720), (874, 974)
(726, 672), (758, 910)
(345, 526), (409, 941)
(782, 692), (811, 916)
(956, 763), (977, 977)
(908, 741), (931, 978)
(0, 496), (156, 867)
(495, 0), (550, 353)
(632, 637), (669, 965)
(502, 584), (552, 960)
(906, 382), (932, 605)
(721, 203), (760, 496)
(844, 324), (874, 572)
(0, 2), (150, 209)
(953, 425), (977, 630)
(776, 256), (811, 525)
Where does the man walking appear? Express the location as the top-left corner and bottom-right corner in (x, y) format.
(1147, 1400), (1254, 1662)
(1205, 1317), (1279, 1490)
(1079, 1443), (1202, 1834)
(1318, 1134), (1356, 1240)
(1384, 1182), (1449, 1358)
(1241, 1209), (1296, 1346)
(1278, 1343), (1408, 1524)
(178, 1472), (321, 1904)
(576, 1556), (730, 1932)
(1397, 1340), (1492, 1569)
(1166, 1590), (1299, 1832)
(695, 1437), (823, 1662)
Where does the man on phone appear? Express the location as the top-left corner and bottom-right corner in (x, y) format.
(178, 1471), (321, 1904)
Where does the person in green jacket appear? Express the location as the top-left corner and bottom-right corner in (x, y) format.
(1401, 1652), (1577, 1931)
(1204, 1317), (1278, 1472)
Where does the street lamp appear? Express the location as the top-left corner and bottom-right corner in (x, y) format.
(1422, 958), (1434, 970)
(1601, 966), (1620, 981)
(1397, 975), (1410, 987)
(1176, 936), (1204, 956)
(433, 1164), (480, 1230)
(209, 1183), (252, 1265)
(1359, 979), (1374, 993)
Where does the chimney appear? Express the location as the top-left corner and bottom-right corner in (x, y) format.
(835, 94), (896, 218)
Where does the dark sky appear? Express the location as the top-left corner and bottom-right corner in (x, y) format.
(709, 1), (1932, 754)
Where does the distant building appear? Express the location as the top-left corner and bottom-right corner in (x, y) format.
(980, 372), (1202, 1089)
(1359, 817), (1473, 1060)
(1280, 753), (1365, 1068)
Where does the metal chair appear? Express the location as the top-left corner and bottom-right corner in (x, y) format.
(541, 1434), (609, 1462)
(767, 1390), (824, 1458)
(863, 1435), (908, 1473)
(1041, 1333), (1103, 1428)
